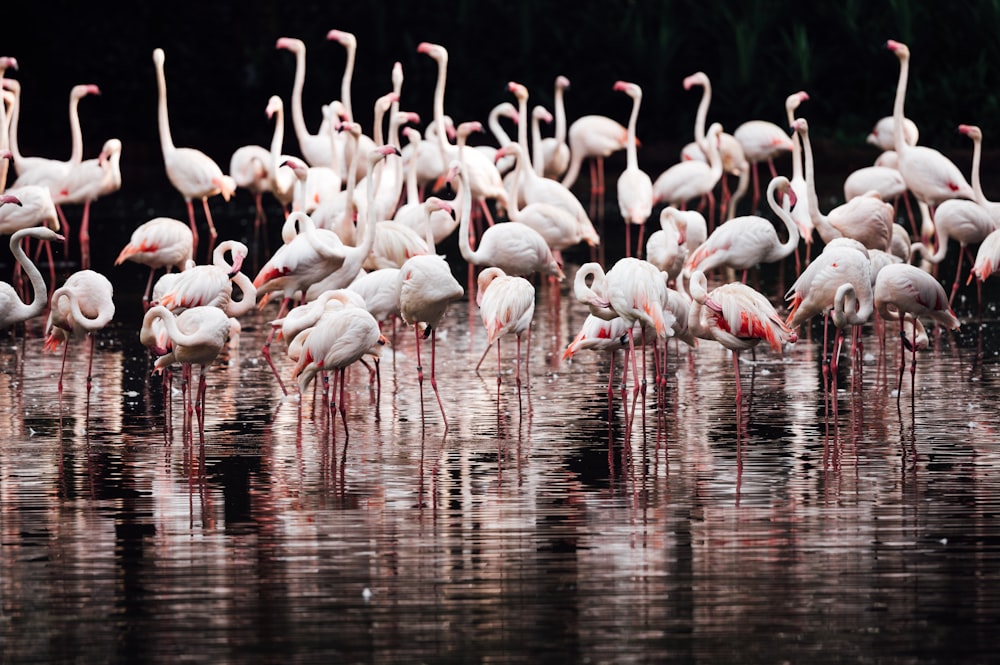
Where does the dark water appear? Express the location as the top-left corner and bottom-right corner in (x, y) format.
(3, 203), (1000, 665)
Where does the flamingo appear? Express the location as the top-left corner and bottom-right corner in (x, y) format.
(474, 266), (536, 389)
(784, 90), (813, 263)
(0, 171), (61, 289)
(326, 29), (377, 181)
(560, 113), (629, 223)
(885, 40), (975, 209)
(679, 71), (750, 225)
(873, 262), (960, 402)
(152, 48), (235, 259)
(562, 314), (636, 405)
(539, 76), (572, 179)
(796, 118), (894, 252)
(684, 176), (799, 281)
(54, 137), (123, 269)
(0, 224), (63, 331)
(140, 304), (235, 427)
(573, 257), (672, 433)
(687, 269), (797, 406)
(733, 117), (795, 213)
(476, 101), (518, 175)
(115, 217), (194, 306)
(154, 239), (257, 318)
(652, 123), (724, 219)
(43, 269), (115, 395)
(228, 141), (271, 244)
(291, 296), (386, 436)
(274, 37), (335, 169)
(451, 159), (563, 281)
(613, 81), (653, 258)
(397, 251), (464, 428)
(784, 240), (873, 394)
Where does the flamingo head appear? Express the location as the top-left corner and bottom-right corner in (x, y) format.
(791, 117), (808, 135)
(266, 95), (282, 119)
(275, 37), (303, 52)
(507, 81), (528, 100)
(0, 194), (22, 207)
(682, 72), (708, 90)
(0, 56), (18, 72)
(417, 42), (447, 62)
(532, 106), (553, 124)
(556, 75), (570, 89)
(326, 29), (357, 49)
(885, 39), (909, 59)
(959, 124), (982, 141)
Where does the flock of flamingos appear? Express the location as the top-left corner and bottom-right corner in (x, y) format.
(0, 35), (994, 438)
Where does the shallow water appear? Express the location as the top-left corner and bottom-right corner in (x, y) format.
(3, 242), (1000, 664)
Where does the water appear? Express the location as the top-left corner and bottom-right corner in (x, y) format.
(2, 222), (1000, 664)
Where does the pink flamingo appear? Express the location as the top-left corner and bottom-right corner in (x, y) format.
(397, 251), (464, 429)
(687, 269), (797, 407)
(613, 81), (653, 258)
(0, 224), (63, 331)
(152, 48), (236, 258)
(43, 269), (115, 395)
(154, 239), (257, 317)
(539, 75), (571, 179)
(55, 137), (123, 269)
(560, 111), (630, 224)
(115, 217), (194, 306)
(474, 266), (536, 390)
(873, 262), (960, 403)
(652, 123), (724, 221)
(885, 40), (974, 210)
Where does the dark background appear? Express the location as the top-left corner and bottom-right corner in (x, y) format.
(3, 0), (999, 245)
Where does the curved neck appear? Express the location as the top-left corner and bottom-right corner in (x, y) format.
(507, 149), (524, 216)
(225, 272), (257, 317)
(832, 282), (873, 328)
(764, 182), (800, 259)
(269, 105), (285, 184)
(55, 285), (113, 332)
(154, 58), (175, 158)
(142, 306), (198, 349)
(456, 168), (477, 265)
(488, 107), (513, 148)
(8, 230), (48, 321)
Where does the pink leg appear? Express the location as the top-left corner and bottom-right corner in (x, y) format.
(201, 198), (218, 259)
(186, 199), (199, 256)
(261, 326), (289, 396)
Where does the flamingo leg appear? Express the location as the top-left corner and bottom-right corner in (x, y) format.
(475, 341), (493, 373)
(430, 328), (447, 427)
(261, 326), (289, 396)
(185, 198), (199, 255)
(733, 349), (743, 407)
(338, 368), (350, 440)
(87, 335), (95, 397)
(948, 244), (965, 306)
(58, 338), (70, 394)
(201, 198), (218, 258)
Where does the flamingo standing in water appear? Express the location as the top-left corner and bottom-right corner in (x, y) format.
(873, 262), (960, 403)
(687, 269), (797, 408)
(397, 250), (464, 429)
(291, 295), (387, 438)
(652, 123), (724, 222)
(613, 81), (653, 258)
(140, 304), (236, 429)
(152, 48), (236, 259)
(0, 223), (63, 331)
(474, 266), (536, 391)
(43, 269), (115, 395)
(115, 217), (194, 306)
